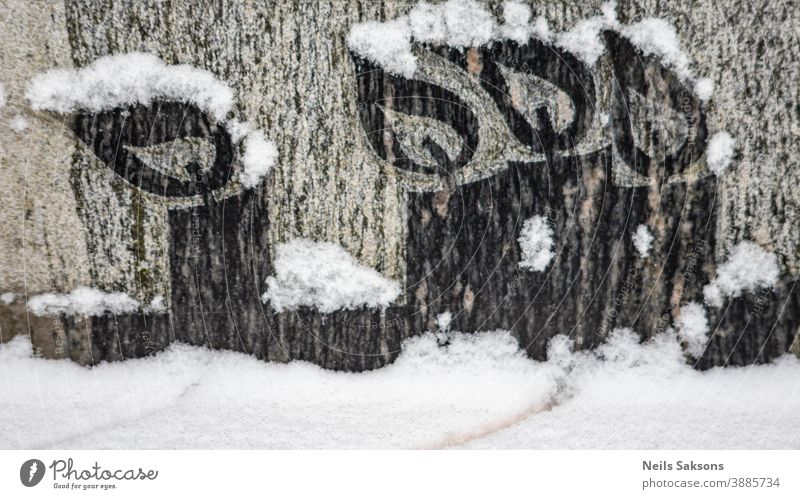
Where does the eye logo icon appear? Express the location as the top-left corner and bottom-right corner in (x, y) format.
(20, 459), (45, 487)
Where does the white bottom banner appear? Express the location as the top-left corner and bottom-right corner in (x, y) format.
(1, 450), (797, 498)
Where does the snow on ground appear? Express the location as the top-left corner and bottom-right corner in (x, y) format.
(463, 330), (800, 449)
(1, 328), (798, 450)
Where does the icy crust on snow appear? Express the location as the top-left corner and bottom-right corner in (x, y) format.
(676, 302), (709, 358)
(28, 287), (140, 317)
(4, 327), (797, 449)
(26, 53), (277, 190)
(348, 1), (706, 86)
(703, 241), (780, 308)
(262, 239), (401, 313)
(517, 215), (555, 272)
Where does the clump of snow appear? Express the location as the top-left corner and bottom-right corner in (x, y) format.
(706, 131), (735, 175)
(347, 0), (497, 77)
(144, 295), (166, 314)
(1, 292), (15, 305)
(239, 130), (278, 189)
(436, 311), (453, 332)
(675, 302), (709, 358)
(703, 241), (780, 308)
(620, 18), (690, 79)
(28, 287), (140, 317)
(348, 19), (416, 78)
(632, 224), (654, 257)
(498, 0), (531, 44)
(518, 215), (555, 272)
(695, 77), (714, 102)
(9, 114), (29, 134)
(555, 1), (618, 66)
(0, 83), (6, 109)
(26, 53), (234, 121)
(262, 239), (401, 313)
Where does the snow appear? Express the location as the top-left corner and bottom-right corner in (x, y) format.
(348, 0), (706, 97)
(518, 215), (555, 272)
(144, 295), (166, 314)
(0, 292), (15, 305)
(436, 311), (453, 332)
(239, 129), (278, 189)
(347, 0), (497, 78)
(26, 53), (234, 121)
(9, 114), (29, 134)
(0, 331), (559, 449)
(556, 17), (610, 66)
(695, 77), (714, 102)
(620, 18), (691, 79)
(706, 131), (735, 175)
(675, 302), (709, 358)
(26, 53), (277, 189)
(462, 329), (800, 449)
(632, 224), (654, 257)
(348, 19), (416, 78)
(0, 83), (5, 110)
(498, 1), (532, 44)
(3, 327), (797, 449)
(27, 287), (140, 317)
(262, 239), (401, 313)
(703, 241), (780, 308)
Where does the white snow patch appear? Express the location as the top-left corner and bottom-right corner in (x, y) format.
(144, 295), (166, 314)
(632, 224), (654, 257)
(347, 0), (496, 78)
(703, 241), (780, 308)
(462, 330), (800, 449)
(26, 53), (234, 121)
(620, 18), (690, 79)
(0, 83), (6, 110)
(27, 287), (140, 317)
(239, 130), (278, 189)
(675, 301), (709, 358)
(9, 114), (29, 134)
(1, 292), (15, 305)
(436, 311), (453, 332)
(555, 1), (618, 66)
(695, 77), (714, 102)
(0, 330), (560, 449)
(498, 1), (532, 44)
(706, 131), (735, 175)
(518, 215), (555, 272)
(262, 239), (401, 313)
(348, 19), (416, 78)
(4, 325), (795, 449)
(27, 53), (279, 189)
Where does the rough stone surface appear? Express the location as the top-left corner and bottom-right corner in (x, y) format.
(0, 1), (797, 370)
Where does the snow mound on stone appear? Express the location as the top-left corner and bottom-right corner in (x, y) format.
(262, 239), (401, 313)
